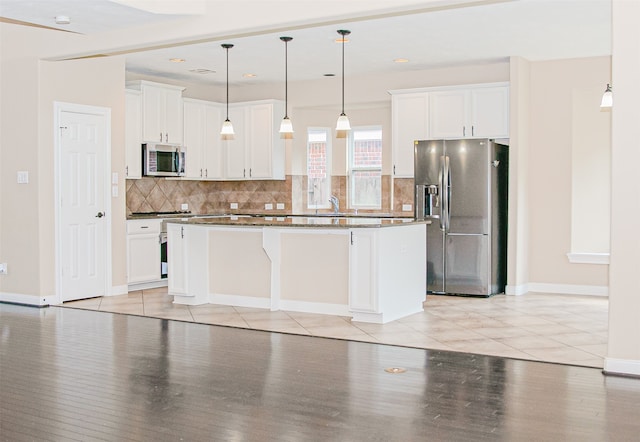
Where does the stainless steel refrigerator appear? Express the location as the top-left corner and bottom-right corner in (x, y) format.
(414, 139), (508, 297)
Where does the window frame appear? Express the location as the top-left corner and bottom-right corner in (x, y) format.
(306, 127), (332, 209)
(347, 125), (383, 210)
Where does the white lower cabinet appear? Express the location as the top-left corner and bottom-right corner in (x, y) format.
(127, 219), (162, 284)
(348, 229), (378, 313)
(167, 223), (188, 296)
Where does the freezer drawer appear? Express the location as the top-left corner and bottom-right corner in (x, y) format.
(445, 233), (490, 296)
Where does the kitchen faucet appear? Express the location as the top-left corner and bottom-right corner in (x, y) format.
(329, 195), (340, 214)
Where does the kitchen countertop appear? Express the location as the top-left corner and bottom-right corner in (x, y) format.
(163, 214), (427, 228)
(127, 212), (414, 220)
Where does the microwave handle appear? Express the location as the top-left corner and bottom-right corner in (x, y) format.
(176, 148), (185, 174)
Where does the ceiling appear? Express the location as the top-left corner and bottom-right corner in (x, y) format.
(0, 0), (611, 87)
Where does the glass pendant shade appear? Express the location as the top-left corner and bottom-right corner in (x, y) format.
(221, 119), (234, 135)
(600, 84), (613, 108)
(279, 116), (293, 134)
(336, 113), (351, 131)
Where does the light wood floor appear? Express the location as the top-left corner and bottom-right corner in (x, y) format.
(1, 302), (638, 441)
(65, 290), (608, 368)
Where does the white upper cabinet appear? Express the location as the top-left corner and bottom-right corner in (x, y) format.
(183, 99), (223, 180)
(429, 84), (509, 139)
(390, 92), (429, 178)
(125, 90), (142, 179)
(224, 100), (285, 180)
(128, 81), (185, 144)
(469, 86), (510, 138)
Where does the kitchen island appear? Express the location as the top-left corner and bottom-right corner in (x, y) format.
(165, 215), (427, 323)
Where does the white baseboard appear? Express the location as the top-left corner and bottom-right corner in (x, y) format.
(505, 283), (528, 296)
(207, 293), (271, 310)
(279, 299), (350, 317)
(527, 282), (608, 296)
(126, 280), (168, 293)
(604, 357), (640, 377)
(567, 252), (610, 265)
(0, 292), (51, 306)
(111, 284), (129, 296)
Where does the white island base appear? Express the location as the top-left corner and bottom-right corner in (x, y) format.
(167, 220), (426, 324)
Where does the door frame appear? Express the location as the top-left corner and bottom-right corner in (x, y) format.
(53, 102), (112, 305)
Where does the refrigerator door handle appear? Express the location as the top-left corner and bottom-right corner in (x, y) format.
(445, 155), (452, 231)
(438, 156), (446, 231)
(441, 155), (451, 231)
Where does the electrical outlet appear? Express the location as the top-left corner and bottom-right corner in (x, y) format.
(276, 203), (285, 210)
(230, 202), (238, 210)
(265, 203), (273, 210)
(181, 203), (189, 211)
(402, 204), (413, 212)
(0, 263), (7, 275)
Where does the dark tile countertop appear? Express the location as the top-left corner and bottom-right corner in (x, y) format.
(162, 214), (428, 229)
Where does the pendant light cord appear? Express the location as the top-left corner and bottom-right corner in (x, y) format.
(284, 38), (289, 118)
(221, 43), (234, 121)
(337, 30), (350, 116)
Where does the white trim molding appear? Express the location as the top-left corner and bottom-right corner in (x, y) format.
(567, 252), (610, 265)
(0, 292), (51, 306)
(505, 283), (529, 296)
(280, 299), (350, 317)
(604, 357), (640, 377)
(528, 282), (608, 297)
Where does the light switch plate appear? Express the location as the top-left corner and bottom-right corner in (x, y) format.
(17, 171), (29, 184)
(0, 263), (7, 275)
(111, 185), (118, 198)
(402, 204), (413, 212)
(111, 172), (119, 184)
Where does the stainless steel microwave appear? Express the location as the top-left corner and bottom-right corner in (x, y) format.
(142, 143), (185, 177)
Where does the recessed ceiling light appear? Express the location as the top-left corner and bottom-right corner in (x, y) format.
(54, 15), (70, 25)
(169, 58), (186, 63)
(243, 73), (257, 78)
(189, 68), (215, 74)
(394, 58), (409, 63)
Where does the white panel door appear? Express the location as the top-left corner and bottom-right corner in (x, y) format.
(59, 109), (108, 302)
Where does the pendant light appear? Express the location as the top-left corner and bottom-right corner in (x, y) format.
(279, 36), (294, 138)
(600, 83), (613, 109)
(220, 43), (234, 139)
(336, 29), (351, 138)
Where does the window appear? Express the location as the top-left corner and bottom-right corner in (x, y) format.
(307, 128), (332, 209)
(348, 126), (382, 209)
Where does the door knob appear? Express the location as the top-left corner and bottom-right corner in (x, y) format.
(95, 212), (105, 218)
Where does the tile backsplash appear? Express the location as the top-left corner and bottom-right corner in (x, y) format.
(126, 175), (415, 215)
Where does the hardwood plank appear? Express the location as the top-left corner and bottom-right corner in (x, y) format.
(1, 303), (639, 441)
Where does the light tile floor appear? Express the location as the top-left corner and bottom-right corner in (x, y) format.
(63, 288), (608, 368)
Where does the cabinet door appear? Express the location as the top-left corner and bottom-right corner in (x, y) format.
(141, 84), (164, 143)
(167, 224), (188, 295)
(392, 92), (429, 177)
(183, 100), (204, 179)
(349, 229), (378, 313)
(125, 90), (142, 179)
(470, 86), (509, 138)
(247, 103), (274, 179)
(202, 104), (223, 179)
(127, 234), (161, 283)
(429, 90), (468, 139)
(163, 88), (184, 144)
(224, 106), (247, 179)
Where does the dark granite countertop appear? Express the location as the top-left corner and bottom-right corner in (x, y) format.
(163, 215), (427, 228)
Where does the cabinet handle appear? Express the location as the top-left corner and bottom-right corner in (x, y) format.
(463, 126), (466, 137)
(181, 226), (184, 239)
(205, 169), (208, 177)
(249, 168), (252, 177)
(141, 226), (149, 229)
(393, 165), (396, 175)
(126, 166), (128, 177)
(200, 168), (203, 177)
(350, 231), (354, 245)
(165, 133), (168, 143)
(243, 168), (246, 178)
(159, 132), (163, 142)
(472, 125), (475, 136)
